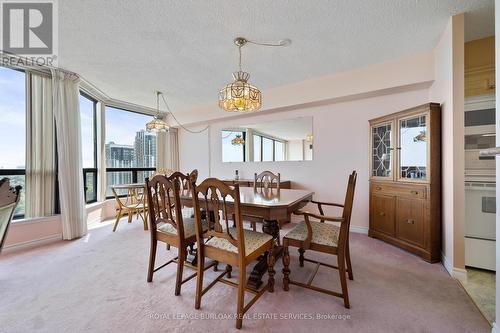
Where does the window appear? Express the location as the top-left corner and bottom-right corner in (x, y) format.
(222, 130), (245, 162)
(0, 66), (26, 218)
(274, 141), (285, 161)
(80, 93), (97, 203)
(105, 106), (157, 197)
(253, 134), (261, 162)
(253, 133), (285, 162)
(262, 137), (273, 161)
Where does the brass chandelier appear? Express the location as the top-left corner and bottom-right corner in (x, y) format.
(231, 134), (245, 145)
(219, 37), (290, 112)
(146, 91), (170, 132)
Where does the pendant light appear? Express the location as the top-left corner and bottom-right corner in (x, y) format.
(218, 37), (291, 112)
(231, 134), (245, 145)
(146, 91), (169, 132)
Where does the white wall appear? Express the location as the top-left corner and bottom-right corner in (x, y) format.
(428, 14), (466, 276)
(179, 88), (429, 232)
(287, 140), (303, 161)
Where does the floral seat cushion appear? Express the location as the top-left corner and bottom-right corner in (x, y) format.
(284, 220), (340, 247)
(158, 218), (208, 239)
(205, 228), (273, 255)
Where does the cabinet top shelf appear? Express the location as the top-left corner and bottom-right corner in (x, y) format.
(369, 103), (440, 125)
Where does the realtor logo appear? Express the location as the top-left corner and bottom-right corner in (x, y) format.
(1, 0), (57, 64)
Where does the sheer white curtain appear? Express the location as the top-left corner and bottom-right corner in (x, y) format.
(51, 69), (87, 240)
(26, 74), (55, 217)
(157, 128), (179, 170)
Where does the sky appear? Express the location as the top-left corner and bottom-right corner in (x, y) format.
(105, 106), (156, 146)
(0, 67), (25, 169)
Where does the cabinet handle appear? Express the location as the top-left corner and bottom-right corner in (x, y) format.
(405, 219), (415, 224)
(379, 212), (385, 217)
(411, 190), (419, 195)
(375, 186), (382, 191)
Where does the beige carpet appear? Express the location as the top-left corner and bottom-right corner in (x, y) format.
(0, 218), (491, 333)
(462, 268), (496, 324)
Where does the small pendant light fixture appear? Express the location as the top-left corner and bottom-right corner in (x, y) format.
(219, 37), (291, 112)
(146, 91), (170, 132)
(231, 134), (245, 146)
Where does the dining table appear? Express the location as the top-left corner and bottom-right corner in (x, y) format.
(179, 186), (314, 289)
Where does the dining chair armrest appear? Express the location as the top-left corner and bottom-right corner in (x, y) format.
(293, 210), (345, 223)
(310, 200), (344, 221)
(293, 210), (345, 248)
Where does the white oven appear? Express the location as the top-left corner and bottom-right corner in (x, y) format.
(464, 95), (496, 271)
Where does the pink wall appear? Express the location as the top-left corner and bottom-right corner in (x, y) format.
(4, 199), (117, 251)
(172, 52), (435, 125)
(428, 14), (465, 277)
(3, 215), (62, 249)
(179, 88), (430, 233)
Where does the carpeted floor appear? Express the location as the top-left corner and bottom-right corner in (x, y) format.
(461, 268), (496, 324)
(0, 218), (492, 333)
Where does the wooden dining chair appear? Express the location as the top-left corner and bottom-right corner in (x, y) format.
(282, 171), (357, 308)
(243, 171), (281, 232)
(0, 178), (21, 254)
(152, 168), (176, 177)
(163, 170), (198, 251)
(112, 185), (148, 232)
(254, 171), (280, 190)
(191, 178), (276, 329)
(145, 172), (214, 296)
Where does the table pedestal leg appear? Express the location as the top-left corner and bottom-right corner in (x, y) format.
(247, 219), (283, 290)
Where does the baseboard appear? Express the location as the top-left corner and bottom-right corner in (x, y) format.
(453, 267), (468, 283)
(2, 234), (62, 253)
(440, 252), (468, 282)
(441, 252), (453, 276)
(349, 225), (369, 235)
(492, 322), (499, 333)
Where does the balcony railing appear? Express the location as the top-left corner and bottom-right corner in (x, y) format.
(105, 167), (156, 199)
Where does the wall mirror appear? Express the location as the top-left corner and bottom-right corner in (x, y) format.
(221, 117), (313, 163)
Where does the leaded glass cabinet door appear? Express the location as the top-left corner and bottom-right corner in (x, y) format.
(397, 112), (429, 182)
(371, 121), (394, 180)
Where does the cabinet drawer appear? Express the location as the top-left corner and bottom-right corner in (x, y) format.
(396, 197), (425, 247)
(372, 183), (426, 199)
(371, 194), (395, 236)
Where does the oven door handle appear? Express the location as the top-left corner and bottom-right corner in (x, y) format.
(479, 147), (500, 157)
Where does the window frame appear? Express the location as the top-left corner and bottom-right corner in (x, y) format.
(104, 105), (158, 199)
(221, 130), (246, 162)
(0, 66), (28, 219)
(252, 132), (286, 162)
(80, 91), (98, 204)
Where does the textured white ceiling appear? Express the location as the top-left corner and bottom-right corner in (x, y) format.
(58, 0), (494, 114)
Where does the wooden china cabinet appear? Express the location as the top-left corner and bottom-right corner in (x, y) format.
(368, 103), (441, 263)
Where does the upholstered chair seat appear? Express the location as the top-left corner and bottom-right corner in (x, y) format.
(158, 218), (209, 239)
(205, 228), (273, 255)
(284, 220), (340, 248)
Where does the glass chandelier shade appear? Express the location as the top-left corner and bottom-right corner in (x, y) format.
(219, 37), (262, 112)
(146, 91), (169, 132)
(231, 134), (245, 145)
(219, 71), (262, 112)
(146, 115), (169, 132)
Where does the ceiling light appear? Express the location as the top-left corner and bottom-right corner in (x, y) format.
(231, 134), (245, 146)
(146, 91), (169, 132)
(219, 37), (290, 113)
